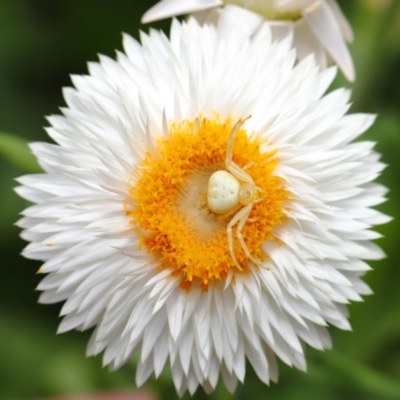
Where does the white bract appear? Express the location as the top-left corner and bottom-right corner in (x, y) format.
(142, 0), (355, 81)
(17, 12), (388, 397)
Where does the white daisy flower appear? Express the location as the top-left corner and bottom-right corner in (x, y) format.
(16, 14), (388, 396)
(142, 0), (355, 81)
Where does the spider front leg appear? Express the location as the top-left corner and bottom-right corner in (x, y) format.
(225, 117), (255, 185)
(225, 117), (248, 166)
(236, 204), (261, 266)
(227, 203), (256, 270)
(227, 162), (255, 185)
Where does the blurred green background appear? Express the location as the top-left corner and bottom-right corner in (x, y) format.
(0, 0), (399, 399)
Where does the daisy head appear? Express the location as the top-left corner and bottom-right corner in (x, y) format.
(16, 12), (388, 396)
(142, 0), (355, 81)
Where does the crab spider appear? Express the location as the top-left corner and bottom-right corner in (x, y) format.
(207, 117), (262, 270)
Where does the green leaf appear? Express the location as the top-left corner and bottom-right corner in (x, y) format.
(0, 131), (41, 172)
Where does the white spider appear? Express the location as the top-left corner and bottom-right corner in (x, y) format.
(207, 117), (262, 270)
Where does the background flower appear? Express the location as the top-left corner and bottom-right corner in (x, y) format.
(142, 0), (355, 81)
(1, 1), (400, 399)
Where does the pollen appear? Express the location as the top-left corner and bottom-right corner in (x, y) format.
(128, 117), (289, 289)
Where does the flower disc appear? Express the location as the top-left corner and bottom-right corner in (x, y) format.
(129, 117), (288, 287)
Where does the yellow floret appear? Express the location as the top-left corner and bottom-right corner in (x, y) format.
(128, 116), (289, 289)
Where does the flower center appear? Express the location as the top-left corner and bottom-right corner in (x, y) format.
(128, 117), (288, 289)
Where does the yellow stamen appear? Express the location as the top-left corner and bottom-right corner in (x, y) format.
(128, 117), (289, 289)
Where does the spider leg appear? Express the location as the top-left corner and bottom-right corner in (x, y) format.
(236, 204), (261, 266)
(243, 162), (255, 171)
(227, 161), (255, 184)
(225, 117), (249, 166)
(225, 116), (256, 185)
(227, 223), (242, 271)
(227, 204), (253, 271)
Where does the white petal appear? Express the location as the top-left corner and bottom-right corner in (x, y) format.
(217, 4), (264, 44)
(326, 0), (354, 42)
(303, 0), (355, 81)
(141, 0), (222, 23)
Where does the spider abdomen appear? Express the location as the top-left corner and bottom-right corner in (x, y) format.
(207, 170), (240, 214)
